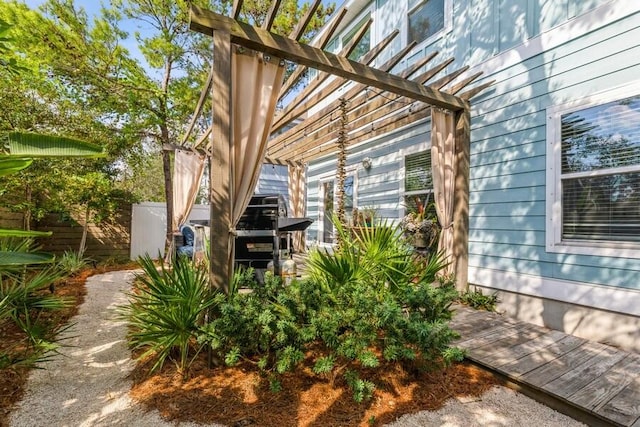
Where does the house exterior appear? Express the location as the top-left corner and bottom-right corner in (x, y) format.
(299, 0), (640, 351)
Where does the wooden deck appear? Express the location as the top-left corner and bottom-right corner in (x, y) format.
(451, 306), (640, 427)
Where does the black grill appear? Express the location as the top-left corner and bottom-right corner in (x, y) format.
(235, 194), (312, 275)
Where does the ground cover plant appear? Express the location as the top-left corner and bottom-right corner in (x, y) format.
(123, 220), (493, 425)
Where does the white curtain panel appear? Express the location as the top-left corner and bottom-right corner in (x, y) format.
(222, 50), (285, 272)
(431, 108), (457, 276)
(172, 149), (206, 231)
(288, 163), (307, 252)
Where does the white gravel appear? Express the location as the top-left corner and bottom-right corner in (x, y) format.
(9, 270), (585, 427)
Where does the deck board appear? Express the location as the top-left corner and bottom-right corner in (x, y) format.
(570, 354), (640, 410)
(450, 305), (640, 426)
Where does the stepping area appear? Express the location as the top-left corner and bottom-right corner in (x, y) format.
(451, 306), (640, 427)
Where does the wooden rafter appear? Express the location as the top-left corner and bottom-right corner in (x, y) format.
(232, 0), (243, 20)
(271, 16), (373, 132)
(272, 26), (398, 133)
(189, 5), (467, 110)
(262, 0), (282, 30)
(269, 57), (456, 161)
(268, 68), (484, 164)
(279, 7), (347, 99)
(267, 44), (429, 155)
(289, 0), (322, 40)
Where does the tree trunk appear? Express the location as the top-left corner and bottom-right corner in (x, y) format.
(24, 184), (31, 231)
(79, 204), (90, 257)
(162, 140), (173, 256)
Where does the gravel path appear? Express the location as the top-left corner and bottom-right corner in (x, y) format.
(9, 270), (585, 427)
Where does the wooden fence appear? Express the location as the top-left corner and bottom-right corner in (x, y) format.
(0, 206), (131, 260)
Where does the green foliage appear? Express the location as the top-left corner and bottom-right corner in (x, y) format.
(0, 265), (71, 370)
(198, 219), (462, 402)
(198, 271), (306, 376)
(56, 250), (91, 277)
(122, 255), (221, 375)
(344, 370), (375, 403)
(459, 287), (499, 312)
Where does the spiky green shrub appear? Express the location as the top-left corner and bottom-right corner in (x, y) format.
(0, 265), (71, 369)
(459, 287), (499, 312)
(122, 255), (221, 375)
(56, 250), (92, 277)
(199, 218), (463, 401)
(199, 271), (307, 379)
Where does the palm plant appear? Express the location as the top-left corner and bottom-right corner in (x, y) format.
(122, 255), (221, 375)
(0, 131), (105, 370)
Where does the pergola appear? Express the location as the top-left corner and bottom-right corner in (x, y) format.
(183, 1), (492, 293)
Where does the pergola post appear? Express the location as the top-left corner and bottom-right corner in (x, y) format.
(210, 30), (233, 294)
(453, 106), (471, 292)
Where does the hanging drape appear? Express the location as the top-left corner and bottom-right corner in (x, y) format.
(431, 108), (457, 276)
(172, 149), (206, 232)
(227, 49), (285, 273)
(288, 163), (307, 252)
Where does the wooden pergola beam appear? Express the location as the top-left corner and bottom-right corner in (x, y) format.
(279, 7), (347, 99)
(190, 5), (467, 111)
(289, 0), (321, 40)
(232, 0), (243, 20)
(271, 70), (484, 163)
(262, 0), (282, 31)
(271, 17), (373, 132)
(270, 58), (456, 160)
(272, 26), (398, 132)
(267, 45), (430, 154)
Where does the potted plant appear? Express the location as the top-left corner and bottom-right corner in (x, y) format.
(400, 209), (439, 249)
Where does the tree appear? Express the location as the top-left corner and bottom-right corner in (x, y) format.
(3, 0), (334, 254)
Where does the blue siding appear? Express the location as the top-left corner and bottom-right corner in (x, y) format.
(303, 1), (640, 293)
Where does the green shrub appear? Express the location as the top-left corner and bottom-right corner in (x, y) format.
(57, 250), (92, 277)
(459, 287), (499, 312)
(122, 255), (221, 375)
(0, 266), (71, 369)
(199, 218), (464, 401)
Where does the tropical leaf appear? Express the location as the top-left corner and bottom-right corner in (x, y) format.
(0, 228), (53, 238)
(3, 132), (105, 158)
(0, 251), (55, 266)
(0, 157), (32, 176)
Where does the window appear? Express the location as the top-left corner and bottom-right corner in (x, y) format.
(342, 15), (371, 61)
(319, 174), (357, 244)
(404, 151), (435, 216)
(547, 86), (640, 255)
(408, 0), (445, 45)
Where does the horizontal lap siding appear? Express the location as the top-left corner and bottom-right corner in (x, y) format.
(306, 121), (429, 239)
(469, 12), (640, 290)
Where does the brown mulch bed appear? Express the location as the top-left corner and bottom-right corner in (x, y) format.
(0, 262), (139, 427)
(2, 263), (502, 427)
(130, 354), (502, 427)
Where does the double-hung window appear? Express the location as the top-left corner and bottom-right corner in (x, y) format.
(407, 0), (448, 46)
(546, 85), (640, 256)
(404, 151), (435, 216)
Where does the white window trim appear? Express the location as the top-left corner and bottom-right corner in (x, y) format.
(546, 80), (640, 258)
(406, 0), (453, 50)
(400, 143), (431, 219)
(317, 166), (359, 246)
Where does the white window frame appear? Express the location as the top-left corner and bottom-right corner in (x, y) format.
(406, 0), (453, 49)
(317, 166), (359, 245)
(400, 143), (431, 219)
(546, 81), (640, 258)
